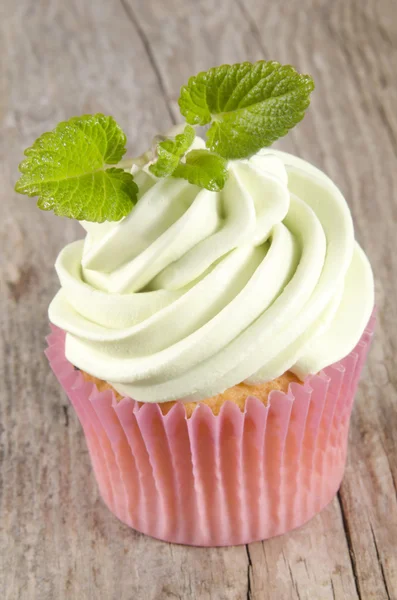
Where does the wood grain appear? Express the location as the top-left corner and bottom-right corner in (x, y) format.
(1, 0), (396, 598)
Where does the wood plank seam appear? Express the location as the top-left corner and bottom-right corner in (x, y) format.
(246, 544), (253, 600)
(370, 523), (392, 600)
(119, 0), (177, 126)
(337, 491), (363, 600)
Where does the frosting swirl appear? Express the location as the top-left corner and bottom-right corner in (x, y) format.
(49, 144), (374, 403)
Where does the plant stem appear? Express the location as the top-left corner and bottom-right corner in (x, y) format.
(117, 135), (168, 171)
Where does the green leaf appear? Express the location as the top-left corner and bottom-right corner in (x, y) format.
(149, 126), (227, 191)
(173, 149), (228, 192)
(15, 114), (138, 222)
(178, 61), (315, 159)
(149, 125), (195, 177)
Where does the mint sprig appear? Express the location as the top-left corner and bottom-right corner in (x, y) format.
(178, 61), (314, 159)
(15, 61), (315, 222)
(149, 125), (195, 178)
(15, 114), (138, 222)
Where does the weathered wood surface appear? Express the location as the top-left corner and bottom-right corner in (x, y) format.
(1, 0), (396, 598)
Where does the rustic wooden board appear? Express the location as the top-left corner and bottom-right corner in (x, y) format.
(1, 0), (396, 598)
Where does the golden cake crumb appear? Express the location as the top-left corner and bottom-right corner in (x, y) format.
(81, 369), (300, 417)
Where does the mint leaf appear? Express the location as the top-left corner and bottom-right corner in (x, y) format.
(149, 125), (195, 177)
(15, 114), (138, 222)
(173, 149), (228, 192)
(178, 61), (314, 159)
(149, 127), (227, 191)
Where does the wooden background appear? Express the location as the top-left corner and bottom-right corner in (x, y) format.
(1, 0), (396, 598)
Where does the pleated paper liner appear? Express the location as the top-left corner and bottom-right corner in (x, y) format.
(45, 313), (375, 546)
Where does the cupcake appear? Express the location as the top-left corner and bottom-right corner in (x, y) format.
(16, 61), (375, 546)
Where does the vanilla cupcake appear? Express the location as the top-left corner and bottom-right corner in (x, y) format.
(17, 61), (374, 546)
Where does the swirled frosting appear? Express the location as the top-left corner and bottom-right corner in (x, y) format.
(49, 141), (374, 403)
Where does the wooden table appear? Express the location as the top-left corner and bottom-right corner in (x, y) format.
(1, 0), (396, 598)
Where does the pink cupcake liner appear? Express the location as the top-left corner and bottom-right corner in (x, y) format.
(45, 313), (375, 546)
